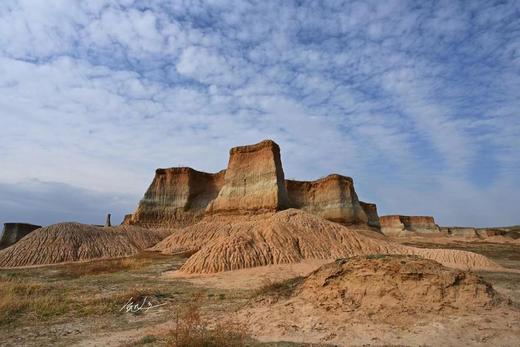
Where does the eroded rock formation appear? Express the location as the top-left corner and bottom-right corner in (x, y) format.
(0, 223), (41, 249)
(105, 213), (112, 227)
(207, 140), (290, 214)
(124, 139), (379, 229)
(286, 175), (368, 225)
(439, 226), (520, 239)
(360, 202), (380, 228)
(126, 167), (225, 228)
(380, 215), (440, 236)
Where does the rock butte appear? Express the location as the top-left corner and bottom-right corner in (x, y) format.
(125, 167), (226, 228)
(0, 223), (41, 249)
(124, 139), (380, 229)
(380, 215), (440, 236)
(440, 226), (520, 239)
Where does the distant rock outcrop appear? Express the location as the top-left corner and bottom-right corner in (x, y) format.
(440, 226), (520, 240)
(124, 139), (380, 229)
(0, 223), (41, 249)
(105, 213), (112, 227)
(380, 215), (440, 236)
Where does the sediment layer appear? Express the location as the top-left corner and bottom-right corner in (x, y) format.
(380, 215), (440, 236)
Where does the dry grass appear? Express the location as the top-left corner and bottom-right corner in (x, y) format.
(52, 252), (168, 278)
(254, 277), (303, 300)
(0, 279), (70, 324)
(164, 293), (249, 347)
(0, 277), (173, 325)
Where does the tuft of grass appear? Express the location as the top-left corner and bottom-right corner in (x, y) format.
(0, 279), (72, 324)
(164, 293), (249, 347)
(254, 277), (303, 299)
(366, 254), (390, 260)
(51, 255), (160, 278)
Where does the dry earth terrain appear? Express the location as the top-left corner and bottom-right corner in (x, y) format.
(1, 237), (519, 347)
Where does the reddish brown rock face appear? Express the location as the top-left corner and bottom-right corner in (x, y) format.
(380, 215), (439, 235)
(125, 167), (225, 228)
(286, 175), (369, 226)
(206, 140), (290, 214)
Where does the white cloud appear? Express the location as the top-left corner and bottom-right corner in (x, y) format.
(0, 0), (518, 226)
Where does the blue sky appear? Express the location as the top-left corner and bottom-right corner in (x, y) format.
(0, 0), (519, 227)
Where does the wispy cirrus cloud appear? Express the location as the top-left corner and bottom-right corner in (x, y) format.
(0, 0), (519, 227)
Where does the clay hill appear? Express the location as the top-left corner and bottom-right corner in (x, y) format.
(0, 223), (169, 267)
(151, 209), (500, 273)
(380, 215), (440, 235)
(241, 255), (505, 340)
(137, 139), (503, 274)
(124, 140), (379, 229)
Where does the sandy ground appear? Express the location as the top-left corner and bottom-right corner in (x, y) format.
(164, 259), (330, 290)
(2, 239), (520, 347)
(163, 242), (520, 347)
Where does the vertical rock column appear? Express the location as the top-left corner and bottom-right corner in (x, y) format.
(207, 140), (290, 214)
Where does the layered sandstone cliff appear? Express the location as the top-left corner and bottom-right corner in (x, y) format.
(285, 175), (369, 226)
(125, 167), (225, 228)
(440, 226), (520, 239)
(207, 140), (290, 214)
(0, 223), (41, 249)
(125, 140), (380, 229)
(380, 215), (440, 236)
(359, 202), (380, 228)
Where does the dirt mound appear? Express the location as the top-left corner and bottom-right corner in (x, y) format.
(0, 223), (170, 267)
(241, 256), (504, 341)
(151, 209), (501, 273)
(296, 256), (499, 314)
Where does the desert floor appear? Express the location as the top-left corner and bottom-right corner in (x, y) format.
(1, 239), (519, 347)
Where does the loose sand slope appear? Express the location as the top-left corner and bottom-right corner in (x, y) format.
(0, 223), (170, 267)
(151, 209), (501, 273)
(240, 256), (518, 346)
